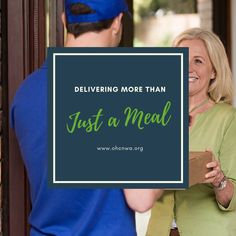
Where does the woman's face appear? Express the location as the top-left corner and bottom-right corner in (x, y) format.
(178, 39), (215, 100)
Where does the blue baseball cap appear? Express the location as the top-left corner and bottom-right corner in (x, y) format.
(65, 0), (129, 24)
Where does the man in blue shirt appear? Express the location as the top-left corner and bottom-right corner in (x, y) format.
(11, 1), (163, 235)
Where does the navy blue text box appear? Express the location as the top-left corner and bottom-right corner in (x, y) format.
(48, 47), (189, 188)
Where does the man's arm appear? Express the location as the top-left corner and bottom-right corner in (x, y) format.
(123, 189), (164, 213)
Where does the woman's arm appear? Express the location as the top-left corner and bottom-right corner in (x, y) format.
(204, 160), (234, 208)
(202, 111), (236, 210)
(123, 189), (164, 213)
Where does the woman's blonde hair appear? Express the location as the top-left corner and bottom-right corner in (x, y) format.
(173, 28), (233, 104)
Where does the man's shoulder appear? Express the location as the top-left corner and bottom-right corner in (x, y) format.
(10, 64), (47, 129)
(14, 64), (47, 103)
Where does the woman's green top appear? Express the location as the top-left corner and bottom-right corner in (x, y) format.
(146, 103), (236, 236)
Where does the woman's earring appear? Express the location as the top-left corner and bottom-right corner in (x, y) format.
(210, 72), (216, 79)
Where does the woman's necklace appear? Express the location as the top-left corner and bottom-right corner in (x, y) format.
(189, 98), (209, 126)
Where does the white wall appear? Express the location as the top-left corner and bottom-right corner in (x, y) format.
(232, 0), (236, 106)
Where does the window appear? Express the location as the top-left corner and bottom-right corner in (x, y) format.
(134, 0), (213, 47)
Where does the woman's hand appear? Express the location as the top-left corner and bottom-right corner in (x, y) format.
(204, 160), (234, 208)
(204, 160), (225, 187)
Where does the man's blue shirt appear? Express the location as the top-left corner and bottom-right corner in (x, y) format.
(10, 61), (136, 236)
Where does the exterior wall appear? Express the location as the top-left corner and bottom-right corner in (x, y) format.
(197, 0), (213, 30)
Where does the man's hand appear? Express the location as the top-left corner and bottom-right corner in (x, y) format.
(123, 189), (164, 213)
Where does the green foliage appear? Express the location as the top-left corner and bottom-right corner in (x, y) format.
(157, 34), (172, 47)
(135, 0), (196, 19)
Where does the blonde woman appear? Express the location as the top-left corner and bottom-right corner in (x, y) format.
(146, 28), (236, 236)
